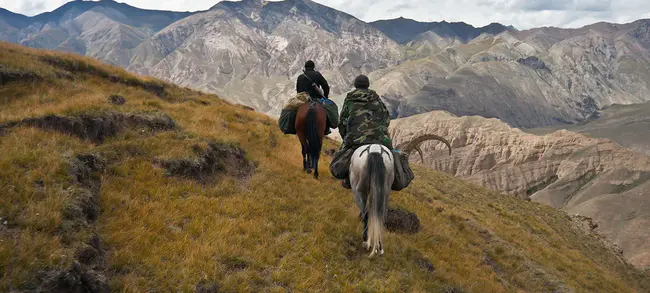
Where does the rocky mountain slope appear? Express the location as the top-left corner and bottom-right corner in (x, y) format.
(126, 0), (403, 115)
(4, 1), (650, 130)
(371, 19), (650, 128)
(2, 41), (650, 293)
(0, 0), (194, 67)
(390, 111), (650, 269)
(528, 101), (650, 156)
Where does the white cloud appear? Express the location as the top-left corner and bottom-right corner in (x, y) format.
(1, 0), (649, 30)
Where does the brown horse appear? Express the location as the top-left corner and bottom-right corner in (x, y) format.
(295, 100), (327, 179)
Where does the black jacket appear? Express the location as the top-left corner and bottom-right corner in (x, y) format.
(296, 69), (330, 99)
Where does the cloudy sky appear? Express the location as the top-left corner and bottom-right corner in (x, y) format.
(2, 0), (650, 29)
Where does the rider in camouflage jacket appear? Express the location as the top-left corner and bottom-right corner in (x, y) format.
(338, 75), (393, 151)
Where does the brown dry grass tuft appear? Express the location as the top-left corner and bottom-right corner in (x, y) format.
(1, 41), (649, 292)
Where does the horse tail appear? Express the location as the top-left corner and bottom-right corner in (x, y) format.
(366, 151), (387, 255)
(305, 106), (322, 164)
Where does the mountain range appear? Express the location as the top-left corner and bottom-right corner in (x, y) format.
(4, 0), (650, 129)
(0, 1), (194, 67)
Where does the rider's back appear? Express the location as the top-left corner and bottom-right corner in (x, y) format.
(296, 61), (330, 100)
(339, 87), (392, 150)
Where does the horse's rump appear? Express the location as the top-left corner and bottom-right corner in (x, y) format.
(304, 103), (322, 159)
(280, 92), (338, 135)
(350, 144), (394, 186)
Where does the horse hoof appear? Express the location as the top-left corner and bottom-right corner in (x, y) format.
(379, 249), (384, 255)
(362, 241), (370, 250)
(306, 169), (312, 174)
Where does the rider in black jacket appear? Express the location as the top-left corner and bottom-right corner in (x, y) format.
(296, 60), (330, 99)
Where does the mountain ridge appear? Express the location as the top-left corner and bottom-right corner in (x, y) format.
(2, 1), (650, 130)
(367, 17), (650, 128)
(369, 17), (510, 44)
(125, 0), (404, 114)
(7, 0), (196, 28)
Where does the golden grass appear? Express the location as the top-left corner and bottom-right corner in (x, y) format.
(1, 41), (649, 292)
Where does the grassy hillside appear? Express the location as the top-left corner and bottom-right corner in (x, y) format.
(1, 41), (649, 292)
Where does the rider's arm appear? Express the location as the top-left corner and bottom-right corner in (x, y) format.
(317, 72), (330, 98)
(338, 98), (350, 138)
(377, 96), (391, 127)
(296, 75), (301, 93)
(378, 96), (393, 149)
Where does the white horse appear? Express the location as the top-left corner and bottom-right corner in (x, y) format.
(349, 144), (394, 257)
(347, 134), (453, 257)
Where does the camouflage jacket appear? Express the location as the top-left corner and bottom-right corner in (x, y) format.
(338, 88), (393, 150)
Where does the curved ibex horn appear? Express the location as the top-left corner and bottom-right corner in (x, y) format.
(403, 134), (452, 163)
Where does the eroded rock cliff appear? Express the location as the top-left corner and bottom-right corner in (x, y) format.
(390, 111), (650, 268)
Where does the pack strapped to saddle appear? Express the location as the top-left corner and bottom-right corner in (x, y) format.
(321, 98), (339, 127)
(278, 92), (310, 134)
(278, 92), (339, 135)
(330, 147), (355, 179)
(278, 109), (298, 134)
(391, 150), (415, 191)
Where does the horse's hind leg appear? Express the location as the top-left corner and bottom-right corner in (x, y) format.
(313, 153), (320, 179)
(302, 144), (311, 174)
(297, 127), (310, 173)
(353, 188), (370, 249)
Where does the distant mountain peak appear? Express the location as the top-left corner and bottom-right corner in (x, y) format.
(370, 17), (509, 44)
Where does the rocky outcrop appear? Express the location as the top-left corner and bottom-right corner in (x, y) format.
(34, 153), (111, 293)
(385, 207), (421, 234)
(7, 111), (177, 143)
(390, 111), (650, 268)
(153, 142), (256, 184)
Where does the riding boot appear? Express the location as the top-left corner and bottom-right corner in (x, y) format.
(341, 178), (351, 189)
